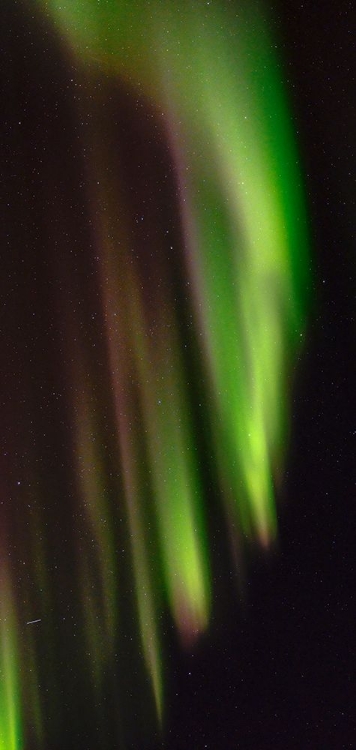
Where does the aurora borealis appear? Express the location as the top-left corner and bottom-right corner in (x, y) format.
(2, 0), (308, 745)
(7, 0), (355, 747)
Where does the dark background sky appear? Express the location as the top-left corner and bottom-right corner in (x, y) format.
(1, 1), (355, 748)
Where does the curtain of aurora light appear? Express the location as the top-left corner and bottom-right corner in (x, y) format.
(0, 1), (309, 746)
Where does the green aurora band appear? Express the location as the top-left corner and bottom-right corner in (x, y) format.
(38, 0), (309, 542)
(2, 0), (309, 745)
(0, 560), (23, 750)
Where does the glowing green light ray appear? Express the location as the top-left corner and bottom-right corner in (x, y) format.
(74, 381), (118, 652)
(97, 219), (164, 721)
(118, 428), (164, 724)
(0, 562), (23, 750)
(131, 298), (211, 644)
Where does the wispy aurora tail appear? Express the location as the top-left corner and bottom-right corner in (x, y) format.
(24, 0), (309, 739)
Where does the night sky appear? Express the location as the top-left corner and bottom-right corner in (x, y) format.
(1, 1), (355, 748)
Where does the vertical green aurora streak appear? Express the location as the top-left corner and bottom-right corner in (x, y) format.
(3, 0), (309, 744)
(0, 558), (22, 750)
